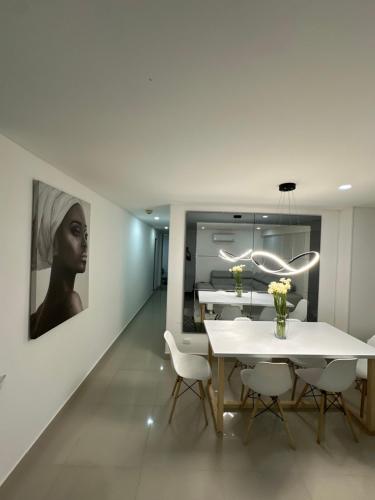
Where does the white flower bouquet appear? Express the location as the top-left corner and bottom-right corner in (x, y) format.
(229, 264), (246, 297)
(267, 278), (292, 338)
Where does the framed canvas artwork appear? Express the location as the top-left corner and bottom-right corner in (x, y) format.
(29, 180), (90, 339)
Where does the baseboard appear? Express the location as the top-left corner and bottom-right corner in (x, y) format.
(0, 290), (154, 488)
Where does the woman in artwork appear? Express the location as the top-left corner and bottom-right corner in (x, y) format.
(30, 183), (88, 339)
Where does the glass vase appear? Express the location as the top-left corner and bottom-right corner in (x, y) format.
(274, 314), (288, 339)
(235, 283), (243, 297)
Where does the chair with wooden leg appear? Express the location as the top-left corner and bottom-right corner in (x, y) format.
(289, 356), (327, 400)
(228, 317), (272, 402)
(294, 358), (358, 443)
(240, 362), (295, 449)
(287, 319), (327, 400)
(356, 335), (375, 418)
(288, 298), (308, 321)
(164, 330), (211, 425)
(218, 305), (243, 320)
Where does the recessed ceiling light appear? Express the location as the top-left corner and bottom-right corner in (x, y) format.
(201, 226), (205, 230)
(262, 215), (268, 219)
(164, 226), (168, 230)
(338, 184), (352, 191)
(256, 227), (261, 230)
(154, 216), (160, 220)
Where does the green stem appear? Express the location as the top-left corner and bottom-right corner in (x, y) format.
(273, 293), (287, 317)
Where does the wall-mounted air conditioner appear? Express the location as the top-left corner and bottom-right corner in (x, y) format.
(212, 233), (235, 242)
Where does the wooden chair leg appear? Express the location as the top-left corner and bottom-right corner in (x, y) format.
(240, 383), (245, 402)
(291, 370), (298, 401)
(228, 360), (239, 381)
(244, 396), (259, 444)
(295, 383), (309, 410)
(360, 379), (367, 419)
(276, 397), (296, 449)
(169, 377), (182, 423)
(198, 380), (209, 426)
(317, 391), (326, 444)
(241, 388), (251, 407)
(171, 375), (180, 397)
(339, 393), (359, 443)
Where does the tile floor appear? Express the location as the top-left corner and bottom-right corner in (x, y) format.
(1, 290), (375, 500)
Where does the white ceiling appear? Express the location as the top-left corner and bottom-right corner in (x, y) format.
(134, 204), (170, 230)
(1, 0), (375, 212)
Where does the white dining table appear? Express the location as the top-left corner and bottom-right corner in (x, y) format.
(198, 290), (293, 322)
(204, 320), (375, 434)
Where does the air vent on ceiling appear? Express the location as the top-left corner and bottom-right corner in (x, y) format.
(212, 233), (235, 242)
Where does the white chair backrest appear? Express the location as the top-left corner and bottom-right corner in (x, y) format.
(220, 305), (243, 320)
(164, 330), (211, 381)
(259, 307), (276, 321)
(318, 358), (357, 393)
(164, 330), (185, 372)
(234, 316), (251, 321)
(367, 335), (375, 347)
(248, 362), (292, 397)
(288, 299), (308, 321)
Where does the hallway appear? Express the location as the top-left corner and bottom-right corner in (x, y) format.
(1, 291), (375, 500)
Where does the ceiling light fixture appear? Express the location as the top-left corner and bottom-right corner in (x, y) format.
(164, 226), (169, 230)
(338, 184), (352, 191)
(201, 226), (205, 230)
(154, 216), (160, 220)
(251, 250), (320, 276)
(218, 183), (320, 276)
(262, 215), (268, 219)
(219, 248), (253, 263)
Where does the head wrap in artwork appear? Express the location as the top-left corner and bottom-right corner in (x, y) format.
(32, 182), (81, 270)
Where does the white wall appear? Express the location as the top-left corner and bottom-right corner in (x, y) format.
(334, 208), (354, 332)
(349, 207), (375, 340)
(166, 205), (186, 333)
(0, 135), (155, 485)
(166, 204), (342, 335)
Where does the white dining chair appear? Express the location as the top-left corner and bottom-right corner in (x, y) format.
(288, 299), (308, 321)
(227, 318), (272, 400)
(258, 307), (276, 321)
(295, 358), (358, 443)
(164, 330), (211, 425)
(287, 318), (328, 399)
(218, 305), (243, 320)
(241, 362), (295, 448)
(227, 317), (253, 383)
(356, 334), (375, 417)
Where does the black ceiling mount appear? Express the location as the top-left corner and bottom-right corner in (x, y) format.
(279, 182), (296, 192)
(233, 214), (242, 219)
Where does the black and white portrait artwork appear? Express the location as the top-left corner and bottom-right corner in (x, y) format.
(29, 180), (90, 339)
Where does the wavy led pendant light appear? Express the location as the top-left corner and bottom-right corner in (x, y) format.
(218, 248), (253, 262)
(218, 183), (320, 276)
(250, 250), (320, 276)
